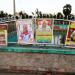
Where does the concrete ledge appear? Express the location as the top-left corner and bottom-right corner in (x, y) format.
(0, 46), (75, 55)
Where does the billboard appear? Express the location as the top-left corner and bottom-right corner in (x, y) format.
(65, 21), (75, 46)
(16, 19), (34, 44)
(0, 23), (8, 46)
(36, 18), (53, 44)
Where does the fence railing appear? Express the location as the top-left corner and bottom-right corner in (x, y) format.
(0, 18), (75, 48)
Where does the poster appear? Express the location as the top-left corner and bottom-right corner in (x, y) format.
(16, 19), (34, 44)
(0, 23), (8, 46)
(53, 19), (69, 45)
(36, 19), (53, 44)
(65, 21), (75, 46)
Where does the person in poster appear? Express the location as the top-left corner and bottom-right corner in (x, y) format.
(36, 19), (53, 44)
(37, 19), (52, 31)
(53, 20), (69, 45)
(16, 19), (34, 44)
(20, 24), (32, 43)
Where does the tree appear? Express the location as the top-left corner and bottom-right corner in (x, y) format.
(49, 14), (53, 18)
(19, 11), (23, 18)
(0, 11), (4, 18)
(35, 8), (39, 18)
(15, 16), (19, 19)
(19, 11), (25, 19)
(43, 14), (46, 18)
(68, 14), (74, 20)
(29, 15), (32, 18)
(39, 11), (42, 18)
(8, 14), (12, 17)
(0, 11), (10, 18)
(57, 12), (63, 19)
(19, 11), (29, 19)
(4, 13), (8, 17)
(53, 13), (56, 19)
(63, 4), (72, 19)
(46, 14), (49, 18)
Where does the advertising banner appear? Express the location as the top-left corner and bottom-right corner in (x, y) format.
(0, 23), (8, 46)
(65, 21), (75, 46)
(53, 19), (69, 45)
(16, 19), (34, 44)
(36, 18), (53, 44)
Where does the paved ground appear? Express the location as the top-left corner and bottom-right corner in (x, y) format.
(0, 72), (74, 75)
(0, 73), (32, 75)
(0, 72), (45, 75)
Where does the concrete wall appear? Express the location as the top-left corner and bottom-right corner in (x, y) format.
(0, 52), (75, 73)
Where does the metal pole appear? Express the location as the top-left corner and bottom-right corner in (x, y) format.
(13, 0), (16, 16)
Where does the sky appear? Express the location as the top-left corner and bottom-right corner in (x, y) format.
(0, 0), (75, 15)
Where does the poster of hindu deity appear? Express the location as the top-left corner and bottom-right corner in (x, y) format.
(0, 23), (8, 46)
(16, 19), (34, 44)
(36, 18), (53, 44)
(65, 21), (75, 46)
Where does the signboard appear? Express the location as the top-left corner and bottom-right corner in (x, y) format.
(65, 21), (75, 46)
(16, 19), (34, 44)
(36, 19), (53, 44)
(0, 23), (8, 46)
(53, 19), (69, 45)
